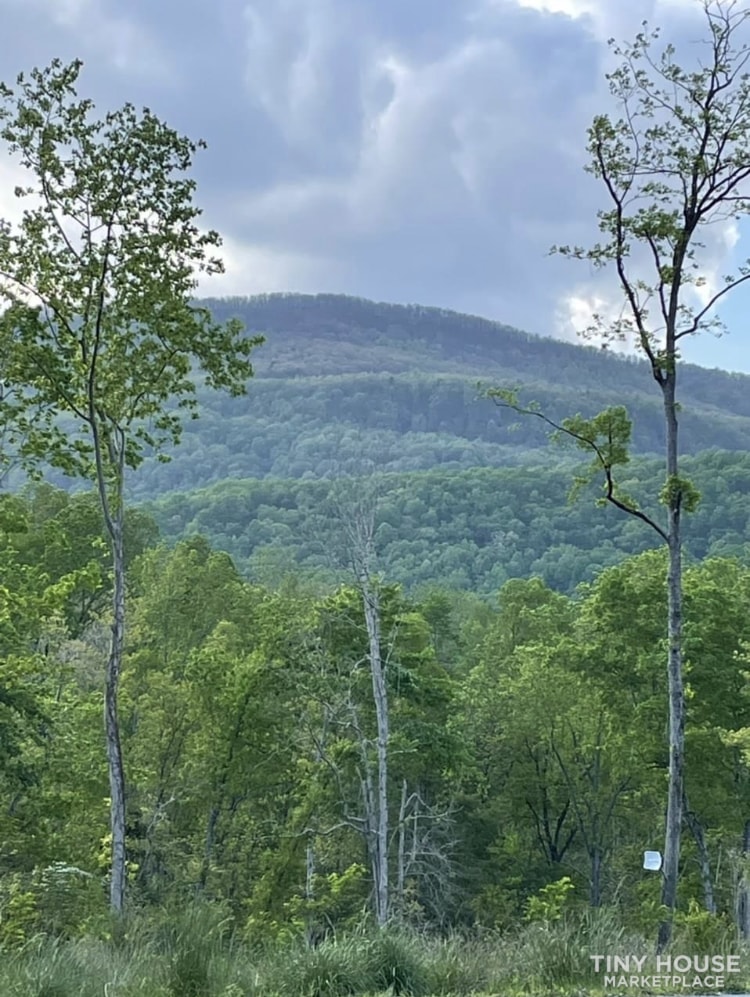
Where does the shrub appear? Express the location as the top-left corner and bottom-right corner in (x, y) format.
(673, 900), (737, 954)
(0, 874), (39, 949)
(524, 876), (576, 924)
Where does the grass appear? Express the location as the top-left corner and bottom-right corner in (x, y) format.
(0, 904), (748, 996)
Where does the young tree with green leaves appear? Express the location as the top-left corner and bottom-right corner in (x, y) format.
(489, 0), (750, 947)
(0, 59), (263, 913)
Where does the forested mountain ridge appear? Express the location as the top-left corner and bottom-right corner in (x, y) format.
(204, 293), (741, 390)
(148, 449), (750, 596)
(71, 293), (750, 498)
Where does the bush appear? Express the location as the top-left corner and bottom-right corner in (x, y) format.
(673, 900), (737, 954)
(0, 874), (39, 949)
(524, 876), (576, 924)
(0, 865), (107, 949)
(35, 864), (106, 940)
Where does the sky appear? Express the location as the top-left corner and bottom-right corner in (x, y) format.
(1, 0), (750, 372)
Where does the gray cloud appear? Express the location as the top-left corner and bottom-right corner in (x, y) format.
(231, 0), (605, 333)
(0, 0), (749, 370)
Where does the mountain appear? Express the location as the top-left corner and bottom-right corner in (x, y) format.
(22, 292), (750, 594)
(94, 292), (750, 500)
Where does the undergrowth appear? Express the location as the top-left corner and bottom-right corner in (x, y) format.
(0, 903), (747, 996)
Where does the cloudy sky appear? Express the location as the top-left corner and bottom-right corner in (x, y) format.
(1, 0), (750, 372)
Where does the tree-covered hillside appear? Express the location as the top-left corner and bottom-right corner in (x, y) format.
(28, 293), (750, 499)
(148, 449), (750, 595)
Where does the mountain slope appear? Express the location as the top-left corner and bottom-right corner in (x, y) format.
(148, 449), (750, 596)
(32, 292), (750, 499)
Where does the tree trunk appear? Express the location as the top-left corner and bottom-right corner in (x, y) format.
(657, 373), (685, 952)
(737, 819), (750, 939)
(340, 491), (390, 925)
(397, 779), (408, 915)
(683, 793), (715, 914)
(199, 804), (220, 891)
(351, 714), (379, 923)
(590, 846), (603, 908)
(362, 580), (389, 926)
(305, 835), (318, 946)
(105, 508), (127, 915)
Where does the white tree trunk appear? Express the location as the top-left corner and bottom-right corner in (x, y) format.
(362, 579), (389, 926)
(658, 375), (685, 951)
(396, 779), (408, 914)
(105, 508), (127, 914)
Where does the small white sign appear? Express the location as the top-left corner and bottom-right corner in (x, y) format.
(643, 850), (662, 871)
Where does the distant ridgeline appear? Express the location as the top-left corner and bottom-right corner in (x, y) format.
(27, 292), (750, 499)
(21, 293), (750, 595)
(147, 450), (750, 597)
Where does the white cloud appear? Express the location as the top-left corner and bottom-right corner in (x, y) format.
(692, 221), (741, 309)
(511, 0), (694, 14)
(0, 162), (333, 304)
(512, 0), (598, 17)
(557, 286), (634, 352)
(200, 232), (340, 298)
(477, 0), (705, 50)
(554, 218), (745, 354)
(0, 159), (32, 228)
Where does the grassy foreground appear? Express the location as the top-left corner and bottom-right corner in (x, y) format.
(2, 904), (749, 997)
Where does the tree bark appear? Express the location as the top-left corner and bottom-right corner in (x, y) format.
(396, 779), (408, 915)
(337, 487), (391, 925)
(737, 819), (750, 939)
(590, 846), (602, 909)
(105, 506), (127, 915)
(199, 804), (220, 892)
(683, 792), (715, 914)
(362, 579), (389, 926)
(305, 835), (318, 946)
(657, 373), (685, 952)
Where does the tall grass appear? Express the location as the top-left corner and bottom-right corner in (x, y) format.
(1, 904), (748, 996)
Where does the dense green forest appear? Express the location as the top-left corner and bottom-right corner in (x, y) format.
(4, 483), (750, 995)
(147, 449), (750, 595)
(25, 295), (750, 498)
(6, 299), (750, 995)
(5, 296), (750, 994)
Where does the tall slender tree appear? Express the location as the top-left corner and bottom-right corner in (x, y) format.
(0, 59), (263, 913)
(490, 0), (750, 947)
(337, 485), (390, 926)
